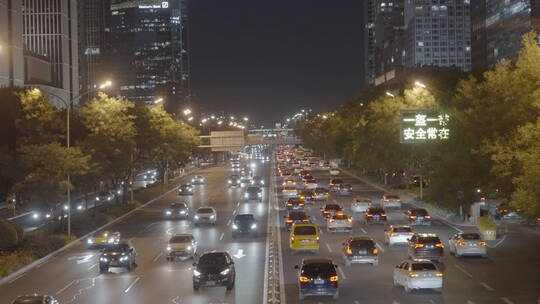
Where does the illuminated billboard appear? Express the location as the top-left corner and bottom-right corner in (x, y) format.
(400, 110), (450, 143)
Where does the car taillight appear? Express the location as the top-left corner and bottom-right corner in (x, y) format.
(347, 218), (352, 223)
(414, 244), (424, 248)
(346, 248), (352, 254)
(435, 273), (444, 277)
(299, 276), (310, 282)
(390, 233), (397, 236)
(458, 241), (467, 246)
(300, 203), (304, 206)
(409, 273), (419, 278)
(329, 219), (334, 222)
(330, 275), (339, 282)
(287, 203), (292, 206)
(408, 232), (415, 236)
(436, 243), (444, 248)
(373, 248), (379, 254)
(409, 215), (417, 219)
(366, 213), (373, 217)
(425, 215), (431, 218)
(286, 219), (293, 223)
(479, 241), (486, 246)
(302, 219), (310, 222)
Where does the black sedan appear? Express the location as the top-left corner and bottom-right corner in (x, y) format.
(232, 214), (259, 237)
(193, 251), (235, 290)
(12, 295), (59, 304)
(164, 202), (189, 219)
(178, 183), (194, 195)
(99, 243), (137, 273)
(295, 258), (339, 300)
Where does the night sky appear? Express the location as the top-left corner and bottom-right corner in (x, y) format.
(189, 0), (365, 126)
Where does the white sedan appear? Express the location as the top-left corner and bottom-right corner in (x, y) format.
(381, 194), (402, 209)
(384, 225), (414, 246)
(329, 169), (340, 176)
(351, 197), (372, 213)
(393, 259), (443, 293)
(327, 213), (353, 233)
(448, 232), (487, 258)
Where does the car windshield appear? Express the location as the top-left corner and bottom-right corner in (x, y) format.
(369, 208), (384, 214)
(104, 244), (129, 252)
(198, 208), (214, 213)
(332, 214), (348, 220)
(461, 233), (481, 240)
(411, 263), (437, 271)
(386, 195), (400, 199)
(13, 296), (44, 304)
(99, 192), (109, 196)
(350, 239), (374, 247)
(288, 199), (303, 204)
(294, 226), (316, 235)
(419, 236), (441, 244)
(289, 212), (307, 220)
(325, 204), (341, 210)
(253, 176), (262, 180)
(302, 263), (335, 276)
(356, 198), (371, 203)
(170, 236), (193, 243)
(235, 214), (254, 221)
(169, 204), (186, 209)
(332, 179), (343, 184)
(393, 227), (412, 232)
(230, 175), (239, 179)
(247, 187), (260, 193)
(199, 253), (227, 266)
(411, 209), (428, 216)
(306, 179), (316, 183)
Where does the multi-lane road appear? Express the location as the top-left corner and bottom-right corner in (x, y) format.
(2, 154), (540, 304)
(276, 167), (540, 304)
(2, 164), (271, 304)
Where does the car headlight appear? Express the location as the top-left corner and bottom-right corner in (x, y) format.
(180, 210), (186, 214)
(241, 183), (245, 187)
(87, 239), (93, 244)
(108, 238), (115, 243)
(220, 268), (230, 276)
(33, 213), (39, 219)
(63, 205), (69, 210)
(166, 211), (172, 215)
(167, 246), (172, 251)
(100, 257), (108, 262)
(261, 180), (264, 185)
(120, 256), (128, 261)
(251, 224), (257, 229)
(228, 180), (232, 184)
(45, 213), (51, 218)
(232, 224), (238, 230)
(77, 205), (83, 210)
(193, 269), (201, 276)
(244, 193), (249, 198)
(107, 197), (112, 201)
(258, 193), (262, 197)
(194, 215), (199, 220)
(96, 196), (99, 200)
(191, 179), (195, 182)
(210, 215), (215, 219)
(186, 245), (192, 251)
(251, 180), (254, 184)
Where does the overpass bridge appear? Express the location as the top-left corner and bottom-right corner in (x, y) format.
(198, 130), (302, 152)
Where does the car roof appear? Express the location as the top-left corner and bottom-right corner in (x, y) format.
(390, 224), (411, 229)
(349, 236), (373, 241)
(293, 223), (317, 228)
(409, 258), (434, 264)
(416, 233), (439, 238)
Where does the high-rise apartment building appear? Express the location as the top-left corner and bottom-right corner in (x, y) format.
(1, 0), (79, 106)
(363, 0), (376, 87)
(403, 0), (472, 72)
(108, 0), (190, 111)
(471, 0), (540, 70)
(79, 0), (111, 102)
(373, 1), (405, 78)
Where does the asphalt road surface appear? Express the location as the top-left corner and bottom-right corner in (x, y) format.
(1, 163), (270, 304)
(276, 168), (540, 304)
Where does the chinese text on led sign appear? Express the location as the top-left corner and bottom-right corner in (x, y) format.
(400, 110), (450, 143)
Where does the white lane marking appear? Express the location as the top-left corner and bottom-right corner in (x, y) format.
(487, 235), (507, 248)
(219, 232), (225, 241)
(360, 227), (367, 234)
(480, 282), (494, 291)
(56, 280), (75, 295)
(36, 259), (51, 268)
(233, 249), (246, 259)
(227, 219), (231, 226)
(124, 277), (140, 293)
(467, 301), (477, 304)
(354, 301), (360, 304)
(325, 243), (333, 253)
(8, 273), (25, 284)
(429, 300), (436, 304)
(233, 209), (237, 215)
(87, 263), (97, 271)
(455, 264), (473, 278)
(171, 296), (181, 304)
(237, 202), (240, 207)
(500, 297), (514, 304)
(337, 266), (347, 280)
(153, 251), (163, 262)
(375, 243), (385, 252)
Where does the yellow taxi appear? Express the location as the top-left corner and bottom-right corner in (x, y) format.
(290, 223), (320, 253)
(283, 178), (296, 186)
(87, 230), (120, 247)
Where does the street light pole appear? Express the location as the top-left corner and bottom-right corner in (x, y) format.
(31, 82), (111, 237)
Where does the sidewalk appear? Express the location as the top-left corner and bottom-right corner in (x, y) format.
(339, 167), (477, 230)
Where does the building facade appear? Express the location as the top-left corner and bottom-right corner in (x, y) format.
(472, 0), (540, 70)
(363, 0), (376, 88)
(0, 0), (25, 87)
(22, 0), (79, 104)
(403, 0), (472, 72)
(109, 0), (190, 111)
(374, 0), (405, 78)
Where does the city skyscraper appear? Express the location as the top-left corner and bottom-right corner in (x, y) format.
(373, 0), (405, 79)
(0, 0), (24, 87)
(108, 0), (190, 112)
(471, 0), (540, 71)
(363, 0), (376, 88)
(79, 0), (112, 102)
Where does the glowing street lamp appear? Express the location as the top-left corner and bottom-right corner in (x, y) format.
(154, 97), (163, 104)
(243, 117), (249, 122)
(217, 121), (223, 125)
(201, 118), (208, 123)
(385, 92), (395, 98)
(183, 108), (192, 116)
(414, 81), (427, 89)
(322, 115), (328, 119)
(211, 115), (215, 120)
(187, 116), (194, 121)
(99, 80), (113, 89)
